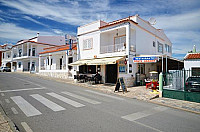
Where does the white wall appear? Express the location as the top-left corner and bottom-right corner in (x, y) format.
(184, 59), (200, 70)
(37, 36), (65, 45)
(78, 31), (100, 59)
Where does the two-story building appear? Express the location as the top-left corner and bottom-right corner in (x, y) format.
(70, 14), (180, 86)
(1, 34), (65, 72)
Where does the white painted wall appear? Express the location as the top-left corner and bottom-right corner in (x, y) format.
(37, 36), (65, 45)
(184, 59), (200, 70)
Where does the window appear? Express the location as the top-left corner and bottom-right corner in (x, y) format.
(158, 41), (163, 53)
(19, 49), (22, 57)
(165, 44), (171, 53)
(51, 59), (53, 65)
(83, 38), (93, 50)
(115, 36), (126, 46)
(192, 68), (200, 76)
(18, 62), (21, 68)
(153, 41), (156, 47)
(169, 46), (172, 53)
(3, 53), (4, 59)
(138, 64), (145, 74)
(32, 48), (36, 56)
(29, 49), (31, 56)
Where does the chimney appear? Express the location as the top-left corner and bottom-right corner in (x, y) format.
(193, 45), (196, 53)
(37, 32), (39, 37)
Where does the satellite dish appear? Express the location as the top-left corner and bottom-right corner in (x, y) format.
(149, 17), (156, 25)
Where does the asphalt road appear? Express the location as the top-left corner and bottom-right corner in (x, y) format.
(0, 72), (200, 132)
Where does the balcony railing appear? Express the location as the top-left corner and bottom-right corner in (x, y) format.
(100, 43), (126, 54)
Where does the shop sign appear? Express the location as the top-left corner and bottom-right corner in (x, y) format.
(133, 57), (158, 63)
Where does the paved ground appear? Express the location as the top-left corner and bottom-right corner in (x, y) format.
(0, 72), (200, 132)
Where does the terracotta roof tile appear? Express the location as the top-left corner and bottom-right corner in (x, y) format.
(185, 53), (200, 59)
(39, 45), (77, 54)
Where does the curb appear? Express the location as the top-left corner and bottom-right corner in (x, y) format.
(148, 100), (200, 115)
(0, 104), (19, 132)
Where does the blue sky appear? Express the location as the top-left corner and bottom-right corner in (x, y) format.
(0, 0), (200, 59)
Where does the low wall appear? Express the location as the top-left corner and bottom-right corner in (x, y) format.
(39, 70), (69, 79)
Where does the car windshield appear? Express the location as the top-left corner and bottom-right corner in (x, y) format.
(187, 77), (200, 82)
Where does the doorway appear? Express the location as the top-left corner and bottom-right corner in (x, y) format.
(106, 64), (117, 83)
(60, 58), (62, 70)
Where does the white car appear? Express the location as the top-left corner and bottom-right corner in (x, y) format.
(0, 67), (11, 72)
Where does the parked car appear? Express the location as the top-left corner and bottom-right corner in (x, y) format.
(185, 77), (200, 92)
(0, 67), (11, 72)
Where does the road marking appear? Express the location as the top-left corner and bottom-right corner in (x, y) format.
(121, 106), (167, 132)
(47, 93), (85, 108)
(11, 107), (18, 114)
(30, 94), (66, 112)
(121, 106), (168, 121)
(11, 96), (42, 117)
(132, 120), (163, 132)
(5, 99), (10, 103)
(85, 90), (124, 100)
(1, 93), (5, 96)
(62, 91), (101, 105)
(74, 91), (112, 102)
(21, 122), (33, 132)
(0, 87), (46, 93)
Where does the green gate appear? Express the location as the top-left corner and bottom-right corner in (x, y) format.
(163, 70), (200, 103)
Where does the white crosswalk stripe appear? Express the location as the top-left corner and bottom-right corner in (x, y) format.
(30, 94), (66, 112)
(11, 96), (42, 117)
(85, 90), (124, 100)
(47, 92), (85, 108)
(61, 91), (101, 104)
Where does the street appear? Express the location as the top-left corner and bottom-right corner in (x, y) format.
(0, 73), (200, 132)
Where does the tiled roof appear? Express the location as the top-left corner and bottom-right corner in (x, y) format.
(39, 45), (77, 54)
(185, 53), (200, 59)
(99, 17), (138, 29)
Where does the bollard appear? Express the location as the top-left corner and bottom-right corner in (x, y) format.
(159, 72), (163, 97)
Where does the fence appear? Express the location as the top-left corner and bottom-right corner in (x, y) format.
(162, 70), (200, 103)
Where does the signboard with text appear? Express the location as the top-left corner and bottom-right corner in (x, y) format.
(133, 57), (158, 63)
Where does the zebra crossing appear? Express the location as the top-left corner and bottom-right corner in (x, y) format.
(7, 90), (123, 117)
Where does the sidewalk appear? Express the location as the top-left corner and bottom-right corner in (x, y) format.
(0, 106), (15, 132)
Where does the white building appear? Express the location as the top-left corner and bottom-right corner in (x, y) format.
(1, 35), (65, 72)
(38, 44), (77, 79)
(71, 15), (173, 86)
(184, 47), (200, 76)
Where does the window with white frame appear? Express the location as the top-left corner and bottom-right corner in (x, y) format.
(83, 38), (93, 50)
(158, 41), (163, 53)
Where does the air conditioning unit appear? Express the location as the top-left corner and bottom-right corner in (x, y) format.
(130, 45), (136, 52)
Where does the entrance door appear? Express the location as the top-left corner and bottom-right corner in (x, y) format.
(106, 64), (117, 83)
(60, 58), (62, 70)
(31, 62), (35, 71)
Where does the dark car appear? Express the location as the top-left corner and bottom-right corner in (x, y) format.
(185, 77), (200, 92)
(0, 67), (11, 72)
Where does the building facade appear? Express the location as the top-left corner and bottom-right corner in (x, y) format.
(38, 44), (77, 79)
(72, 15), (173, 86)
(1, 35), (65, 72)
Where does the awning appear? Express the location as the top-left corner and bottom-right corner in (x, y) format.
(69, 56), (124, 66)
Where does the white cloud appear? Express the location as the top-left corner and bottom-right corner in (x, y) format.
(23, 16), (49, 27)
(0, 22), (55, 41)
(154, 9), (200, 31)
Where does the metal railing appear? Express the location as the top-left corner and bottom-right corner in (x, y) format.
(100, 43), (126, 54)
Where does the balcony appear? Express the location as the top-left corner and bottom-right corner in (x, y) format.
(100, 43), (126, 54)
